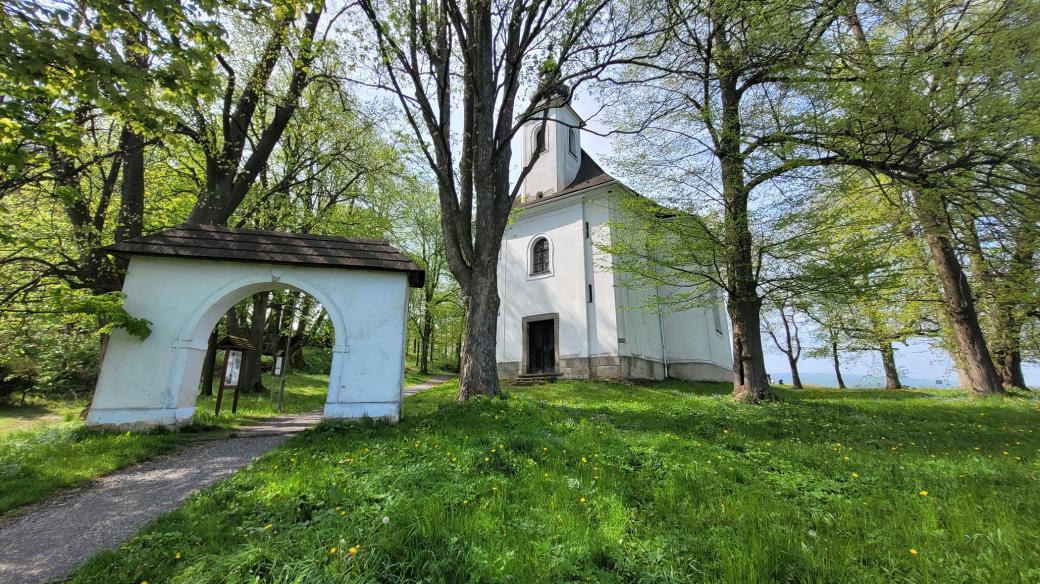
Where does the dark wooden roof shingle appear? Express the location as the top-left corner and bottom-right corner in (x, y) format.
(102, 224), (425, 287)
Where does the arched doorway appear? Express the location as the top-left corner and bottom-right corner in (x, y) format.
(86, 225), (424, 429)
(187, 282), (340, 419)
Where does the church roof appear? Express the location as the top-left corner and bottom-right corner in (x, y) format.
(517, 149), (618, 207)
(102, 224), (425, 287)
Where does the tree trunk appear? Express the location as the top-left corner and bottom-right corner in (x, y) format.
(912, 189), (1004, 395)
(787, 355), (803, 389)
(990, 302), (1028, 389)
(729, 297), (771, 402)
(114, 127), (144, 242)
(832, 340), (847, 389)
(456, 274), (501, 400)
(200, 328), (218, 396)
(420, 308), (433, 374)
(715, 27), (770, 403)
(185, 9), (322, 226)
(879, 342), (902, 389)
(237, 293), (269, 394)
(455, 330), (463, 370)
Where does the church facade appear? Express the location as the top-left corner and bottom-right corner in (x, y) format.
(496, 104), (733, 382)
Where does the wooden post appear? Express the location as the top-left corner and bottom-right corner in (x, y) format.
(215, 348), (229, 415)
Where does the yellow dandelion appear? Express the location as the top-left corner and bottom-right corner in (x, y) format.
(919, 490), (928, 497)
(484, 457), (490, 462)
(581, 457), (587, 463)
(1002, 451), (1009, 456)
(580, 497), (587, 504)
(349, 546), (359, 555)
(175, 552), (182, 560)
(264, 523), (273, 530)
(491, 448), (496, 453)
(852, 472), (860, 479)
(329, 547), (337, 554)
(463, 499), (469, 505)
(910, 548), (918, 556)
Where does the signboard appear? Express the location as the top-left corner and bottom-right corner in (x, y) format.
(274, 356), (284, 376)
(223, 350), (242, 387)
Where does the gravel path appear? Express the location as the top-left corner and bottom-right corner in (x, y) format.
(402, 374), (456, 397)
(0, 411), (321, 584)
(0, 376), (457, 584)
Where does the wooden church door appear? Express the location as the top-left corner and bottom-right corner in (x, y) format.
(527, 319), (556, 374)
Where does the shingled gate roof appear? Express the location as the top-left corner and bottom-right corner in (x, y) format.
(102, 224), (425, 288)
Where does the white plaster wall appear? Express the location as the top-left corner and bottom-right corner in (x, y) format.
(659, 287), (733, 370)
(497, 200), (589, 365)
(614, 280), (665, 362)
(521, 106), (582, 201)
(88, 256), (410, 429)
(584, 196), (619, 357)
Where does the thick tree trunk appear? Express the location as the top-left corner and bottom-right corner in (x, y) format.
(200, 328), (218, 396)
(729, 297), (771, 401)
(879, 342), (902, 389)
(456, 273), (501, 400)
(832, 340), (847, 389)
(114, 128), (144, 242)
(912, 189), (1003, 395)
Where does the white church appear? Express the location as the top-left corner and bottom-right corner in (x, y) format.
(496, 103), (733, 382)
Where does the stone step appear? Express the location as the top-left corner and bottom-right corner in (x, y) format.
(515, 373), (562, 386)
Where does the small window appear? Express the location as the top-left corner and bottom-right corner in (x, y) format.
(531, 237), (550, 275)
(535, 126), (547, 153)
(569, 128), (578, 157)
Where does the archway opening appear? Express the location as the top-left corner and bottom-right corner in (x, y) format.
(185, 284), (340, 425)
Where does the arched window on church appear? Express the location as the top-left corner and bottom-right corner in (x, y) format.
(531, 237), (550, 275)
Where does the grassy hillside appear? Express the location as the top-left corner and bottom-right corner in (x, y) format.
(71, 380), (1040, 583)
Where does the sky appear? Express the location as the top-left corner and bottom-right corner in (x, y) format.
(506, 90), (1040, 389)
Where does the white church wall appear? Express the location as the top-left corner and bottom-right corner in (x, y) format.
(498, 201), (590, 367)
(583, 195), (619, 358)
(659, 287), (734, 381)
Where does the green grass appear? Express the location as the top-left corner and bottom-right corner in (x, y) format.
(68, 380), (1040, 583)
(0, 397), (88, 435)
(193, 372), (330, 428)
(0, 424), (185, 514)
(0, 372), (330, 516)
